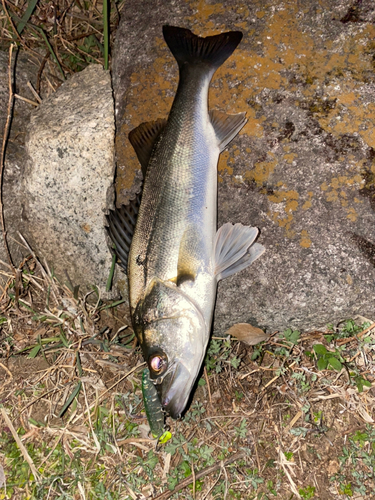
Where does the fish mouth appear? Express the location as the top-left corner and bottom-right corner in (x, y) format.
(156, 362), (194, 419)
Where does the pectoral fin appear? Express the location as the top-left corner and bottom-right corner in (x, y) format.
(214, 222), (265, 281)
(129, 118), (167, 177)
(105, 195), (141, 270)
(209, 110), (247, 152)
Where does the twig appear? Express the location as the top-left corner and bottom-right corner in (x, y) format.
(0, 43), (16, 275)
(152, 451), (246, 500)
(262, 361), (297, 390)
(116, 437), (154, 446)
(27, 81), (42, 103)
(201, 468), (222, 500)
(204, 366), (212, 406)
(1, 407), (41, 483)
(222, 459), (229, 500)
(0, 361), (12, 379)
(14, 93), (39, 106)
(277, 444), (300, 499)
(191, 460), (196, 499)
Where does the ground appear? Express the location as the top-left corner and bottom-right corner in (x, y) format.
(0, 259), (374, 499)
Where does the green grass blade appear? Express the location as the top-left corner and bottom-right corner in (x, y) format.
(106, 253), (116, 292)
(98, 298), (126, 310)
(76, 352), (83, 377)
(59, 381), (82, 418)
(59, 326), (70, 348)
(17, 0), (39, 35)
(28, 344), (41, 358)
(103, 0), (109, 70)
(35, 27), (66, 80)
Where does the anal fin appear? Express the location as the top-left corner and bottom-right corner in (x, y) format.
(209, 109), (247, 152)
(214, 222), (265, 281)
(105, 195), (141, 271)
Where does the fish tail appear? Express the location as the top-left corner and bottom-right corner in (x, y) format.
(162, 26), (242, 73)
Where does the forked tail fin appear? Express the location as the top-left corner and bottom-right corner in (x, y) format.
(162, 26), (242, 73)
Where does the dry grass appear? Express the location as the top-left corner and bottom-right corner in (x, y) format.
(0, 256), (374, 499)
(0, 0), (123, 96)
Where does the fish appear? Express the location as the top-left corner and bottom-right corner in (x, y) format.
(107, 25), (265, 419)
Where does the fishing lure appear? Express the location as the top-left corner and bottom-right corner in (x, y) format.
(142, 367), (171, 443)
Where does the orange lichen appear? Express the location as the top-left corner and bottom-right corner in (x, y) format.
(319, 172), (365, 213)
(218, 150), (234, 177)
(347, 207), (358, 222)
(244, 156), (277, 187)
(284, 153), (297, 164)
(300, 230), (311, 248)
(302, 192), (314, 211)
(267, 188), (299, 238)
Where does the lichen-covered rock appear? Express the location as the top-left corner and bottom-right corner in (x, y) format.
(23, 65), (116, 295)
(112, 0), (375, 332)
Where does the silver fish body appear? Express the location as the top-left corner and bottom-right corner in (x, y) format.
(107, 26), (265, 419)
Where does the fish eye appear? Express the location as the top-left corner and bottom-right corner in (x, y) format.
(149, 353), (167, 375)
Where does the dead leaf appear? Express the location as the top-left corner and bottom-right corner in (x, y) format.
(226, 323), (269, 346)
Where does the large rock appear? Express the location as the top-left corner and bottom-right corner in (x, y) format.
(112, 0), (375, 332)
(22, 65), (116, 295)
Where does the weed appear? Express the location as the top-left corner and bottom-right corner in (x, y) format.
(313, 344), (344, 371)
(273, 328), (301, 358)
(282, 328), (301, 345)
(244, 468), (264, 489)
(325, 319), (372, 342)
(234, 418), (248, 439)
(331, 425), (375, 497)
(291, 372), (311, 393)
(298, 485), (316, 499)
(204, 337), (243, 373)
(266, 479), (277, 495)
(352, 374), (372, 393)
(251, 344), (263, 361)
(183, 401), (206, 423)
(313, 411), (323, 423)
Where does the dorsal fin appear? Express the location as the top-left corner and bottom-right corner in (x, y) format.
(209, 110), (247, 152)
(214, 222), (265, 281)
(105, 195), (141, 271)
(128, 119), (167, 177)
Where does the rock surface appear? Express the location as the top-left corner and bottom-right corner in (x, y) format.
(0, 51), (40, 280)
(112, 0), (375, 332)
(22, 64), (116, 295)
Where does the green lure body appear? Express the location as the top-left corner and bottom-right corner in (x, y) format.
(142, 367), (165, 438)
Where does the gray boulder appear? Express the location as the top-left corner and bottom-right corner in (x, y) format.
(1, 53), (117, 296)
(112, 0), (375, 332)
(22, 64), (116, 295)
